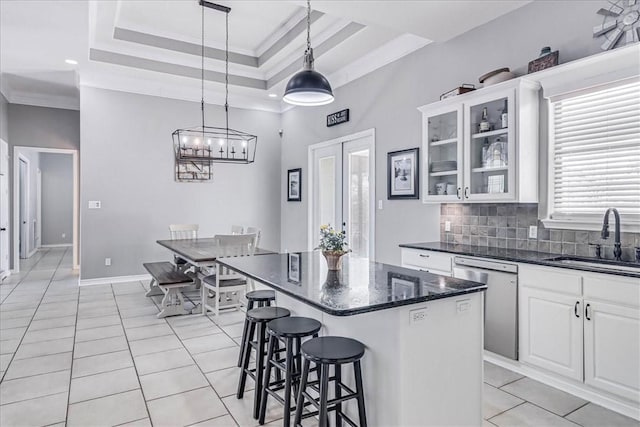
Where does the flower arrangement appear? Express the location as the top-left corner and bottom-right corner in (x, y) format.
(316, 224), (348, 253)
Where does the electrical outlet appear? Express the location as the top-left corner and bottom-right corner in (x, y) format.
(445, 221), (451, 232)
(88, 201), (101, 209)
(456, 299), (470, 314)
(529, 225), (538, 239)
(105, 258), (111, 266)
(410, 308), (427, 324)
(378, 200), (383, 210)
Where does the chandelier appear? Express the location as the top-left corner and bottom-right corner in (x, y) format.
(172, 0), (257, 181)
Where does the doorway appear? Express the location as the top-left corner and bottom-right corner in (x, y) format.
(309, 129), (375, 259)
(18, 156), (29, 259)
(0, 139), (9, 279)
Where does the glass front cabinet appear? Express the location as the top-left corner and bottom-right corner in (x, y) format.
(419, 78), (540, 203)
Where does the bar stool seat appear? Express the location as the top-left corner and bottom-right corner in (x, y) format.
(267, 316), (322, 338)
(237, 290), (276, 368)
(295, 336), (368, 427)
(238, 306), (291, 420)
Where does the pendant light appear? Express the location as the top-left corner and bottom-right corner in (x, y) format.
(172, 0), (257, 176)
(283, 0), (334, 106)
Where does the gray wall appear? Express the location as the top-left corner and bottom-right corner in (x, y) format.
(40, 153), (73, 246)
(80, 87), (282, 280)
(280, 0), (604, 266)
(0, 93), (8, 142)
(7, 104), (79, 268)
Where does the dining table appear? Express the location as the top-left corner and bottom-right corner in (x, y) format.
(151, 237), (274, 316)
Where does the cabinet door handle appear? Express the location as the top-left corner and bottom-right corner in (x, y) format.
(419, 269), (429, 273)
(419, 254), (430, 258)
(456, 187), (461, 200)
(585, 303), (591, 321)
(574, 301), (580, 318)
(464, 187), (470, 199)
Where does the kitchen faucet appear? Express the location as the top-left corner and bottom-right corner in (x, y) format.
(601, 208), (622, 261)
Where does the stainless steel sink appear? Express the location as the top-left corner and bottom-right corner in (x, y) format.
(544, 256), (640, 273)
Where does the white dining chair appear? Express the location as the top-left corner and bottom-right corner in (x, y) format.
(245, 226), (261, 248)
(201, 233), (256, 316)
(231, 225), (244, 235)
(169, 224), (198, 271)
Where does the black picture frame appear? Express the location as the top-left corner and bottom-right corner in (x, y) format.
(287, 168), (302, 202)
(387, 148), (419, 199)
(287, 252), (302, 284)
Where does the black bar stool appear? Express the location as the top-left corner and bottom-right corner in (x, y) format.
(237, 290), (276, 367)
(259, 317), (322, 426)
(294, 336), (368, 427)
(237, 306), (291, 419)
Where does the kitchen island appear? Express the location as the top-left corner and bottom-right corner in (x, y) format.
(217, 252), (487, 426)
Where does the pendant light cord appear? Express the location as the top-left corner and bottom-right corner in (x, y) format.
(201, 1), (205, 130)
(306, 0), (311, 52)
(225, 10), (229, 141)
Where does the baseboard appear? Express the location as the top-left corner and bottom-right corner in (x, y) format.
(27, 248), (38, 258)
(40, 244), (73, 248)
(79, 274), (151, 287)
(484, 352), (640, 421)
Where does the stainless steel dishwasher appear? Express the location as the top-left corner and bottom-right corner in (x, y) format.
(453, 256), (518, 360)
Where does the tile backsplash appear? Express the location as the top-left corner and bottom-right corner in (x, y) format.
(440, 203), (640, 262)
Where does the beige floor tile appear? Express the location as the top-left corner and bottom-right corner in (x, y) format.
(140, 364), (208, 401)
(147, 387), (227, 427)
(501, 377), (588, 416)
(72, 349), (134, 378)
(38, 300), (78, 312)
(75, 324), (125, 342)
(125, 323), (174, 341)
(33, 307), (78, 320)
(490, 402), (580, 427)
(22, 325), (75, 343)
(0, 391), (68, 427)
(0, 338), (20, 354)
(190, 415), (238, 427)
(74, 335), (129, 358)
(220, 323), (244, 339)
(0, 308), (36, 319)
(210, 311), (245, 326)
(129, 335), (183, 357)
(117, 417), (153, 427)
(76, 314), (121, 330)
(193, 346), (241, 373)
(122, 315), (167, 329)
(70, 366), (140, 403)
(120, 306), (159, 319)
(484, 361), (524, 388)
(0, 316), (32, 329)
(4, 352), (72, 380)
(0, 353), (12, 371)
(182, 333), (237, 355)
(483, 383), (524, 419)
(14, 337), (74, 360)
(76, 306), (119, 319)
(28, 315), (77, 331)
(67, 389), (148, 427)
(133, 348), (194, 376)
(222, 393), (284, 426)
(565, 403), (639, 427)
(172, 322), (223, 340)
(0, 326), (27, 341)
(206, 366), (252, 398)
(0, 369), (70, 404)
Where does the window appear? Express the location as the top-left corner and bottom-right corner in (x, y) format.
(548, 78), (640, 227)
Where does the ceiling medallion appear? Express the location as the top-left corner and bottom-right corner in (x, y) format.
(283, 0), (334, 106)
(172, 0), (257, 182)
(593, 0), (640, 50)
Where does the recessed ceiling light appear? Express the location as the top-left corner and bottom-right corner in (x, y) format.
(268, 93), (278, 98)
(65, 59), (78, 65)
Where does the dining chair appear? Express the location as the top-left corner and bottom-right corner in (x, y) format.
(245, 226), (262, 248)
(201, 233), (257, 316)
(231, 225), (244, 235)
(169, 224), (198, 271)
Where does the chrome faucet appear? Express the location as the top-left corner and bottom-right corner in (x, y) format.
(601, 208), (622, 261)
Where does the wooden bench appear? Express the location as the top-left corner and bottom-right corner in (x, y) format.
(143, 262), (194, 318)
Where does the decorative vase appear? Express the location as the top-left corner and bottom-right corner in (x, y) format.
(322, 250), (347, 271)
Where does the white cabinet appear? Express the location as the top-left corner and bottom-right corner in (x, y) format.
(400, 248), (452, 276)
(519, 264), (640, 404)
(520, 287), (583, 381)
(418, 78), (540, 203)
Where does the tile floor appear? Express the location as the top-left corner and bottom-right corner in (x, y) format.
(1, 248), (638, 427)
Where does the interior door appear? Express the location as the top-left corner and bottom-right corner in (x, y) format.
(0, 139), (9, 278)
(311, 144), (342, 250)
(19, 158), (28, 259)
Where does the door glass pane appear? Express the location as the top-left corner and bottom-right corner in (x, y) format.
(318, 156), (336, 229)
(427, 110), (459, 197)
(469, 96), (510, 195)
(348, 149), (370, 258)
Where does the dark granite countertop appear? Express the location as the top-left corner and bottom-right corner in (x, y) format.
(400, 242), (640, 278)
(216, 252), (486, 316)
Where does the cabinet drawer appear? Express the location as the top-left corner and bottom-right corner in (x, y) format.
(401, 249), (453, 272)
(519, 264), (582, 296)
(584, 273), (640, 308)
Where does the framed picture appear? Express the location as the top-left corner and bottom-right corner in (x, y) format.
(287, 168), (302, 202)
(387, 148), (419, 199)
(287, 252), (302, 284)
(387, 271), (421, 302)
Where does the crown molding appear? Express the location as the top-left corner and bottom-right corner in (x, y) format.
(6, 91), (80, 111)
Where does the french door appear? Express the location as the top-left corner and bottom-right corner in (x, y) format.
(310, 130), (375, 259)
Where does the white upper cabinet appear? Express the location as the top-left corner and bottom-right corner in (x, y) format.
(419, 78), (540, 203)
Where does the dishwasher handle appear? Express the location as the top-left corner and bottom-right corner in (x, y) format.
(453, 256), (518, 274)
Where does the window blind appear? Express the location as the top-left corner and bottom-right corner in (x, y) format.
(551, 79), (640, 219)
